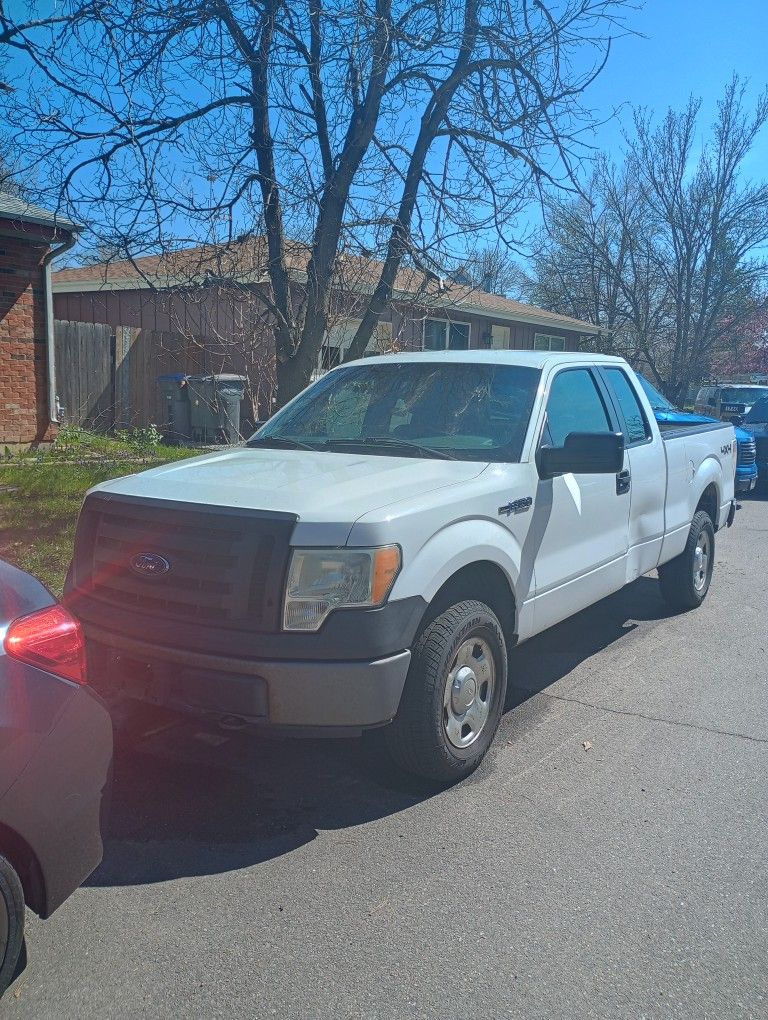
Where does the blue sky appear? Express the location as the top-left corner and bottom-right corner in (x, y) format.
(509, 0), (768, 251)
(586, 0), (766, 163)
(9, 1), (767, 263)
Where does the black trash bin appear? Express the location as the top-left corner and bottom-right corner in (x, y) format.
(187, 373), (247, 444)
(157, 373), (191, 444)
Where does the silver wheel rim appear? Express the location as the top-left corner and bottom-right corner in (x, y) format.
(443, 637), (495, 749)
(693, 529), (710, 592)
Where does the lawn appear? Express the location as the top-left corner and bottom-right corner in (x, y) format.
(0, 427), (197, 595)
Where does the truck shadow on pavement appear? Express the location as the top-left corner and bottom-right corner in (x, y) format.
(87, 576), (671, 889)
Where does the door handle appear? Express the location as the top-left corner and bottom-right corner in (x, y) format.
(616, 469), (631, 495)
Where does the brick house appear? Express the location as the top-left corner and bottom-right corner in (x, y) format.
(0, 194), (79, 445)
(51, 239), (599, 425)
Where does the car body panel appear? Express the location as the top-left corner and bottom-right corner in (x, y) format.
(0, 559), (112, 917)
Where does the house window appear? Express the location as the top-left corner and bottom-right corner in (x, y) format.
(317, 319), (393, 376)
(534, 332), (567, 352)
(490, 324), (511, 350)
(423, 319), (470, 351)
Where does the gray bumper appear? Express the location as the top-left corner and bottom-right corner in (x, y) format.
(86, 625), (411, 731)
(258, 652), (411, 727)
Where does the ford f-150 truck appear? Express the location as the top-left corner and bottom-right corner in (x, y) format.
(66, 352), (736, 783)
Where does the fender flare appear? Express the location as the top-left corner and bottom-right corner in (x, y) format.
(389, 517), (524, 609)
(689, 456), (721, 521)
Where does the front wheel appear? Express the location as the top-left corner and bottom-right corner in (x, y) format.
(0, 854), (24, 997)
(384, 600), (508, 784)
(658, 510), (715, 612)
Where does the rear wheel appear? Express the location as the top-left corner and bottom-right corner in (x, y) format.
(0, 854), (24, 997)
(659, 510), (715, 612)
(384, 600), (507, 783)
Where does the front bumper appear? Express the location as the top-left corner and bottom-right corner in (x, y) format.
(735, 474), (757, 494)
(86, 624), (411, 732)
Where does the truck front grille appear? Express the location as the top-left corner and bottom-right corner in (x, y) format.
(737, 439), (757, 466)
(72, 496), (296, 633)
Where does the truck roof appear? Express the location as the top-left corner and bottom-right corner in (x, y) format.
(347, 350), (628, 369)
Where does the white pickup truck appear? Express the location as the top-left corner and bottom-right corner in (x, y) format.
(67, 352), (736, 782)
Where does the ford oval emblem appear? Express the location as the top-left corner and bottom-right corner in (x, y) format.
(130, 552), (171, 578)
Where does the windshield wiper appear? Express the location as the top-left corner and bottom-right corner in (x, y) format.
(325, 436), (457, 460)
(246, 435), (324, 453)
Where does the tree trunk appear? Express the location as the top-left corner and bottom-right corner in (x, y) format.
(275, 344), (317, 409)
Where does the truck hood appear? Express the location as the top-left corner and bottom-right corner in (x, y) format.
(92, 447), (486, 532)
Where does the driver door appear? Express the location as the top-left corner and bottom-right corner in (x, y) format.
(532, 366), (630, 632)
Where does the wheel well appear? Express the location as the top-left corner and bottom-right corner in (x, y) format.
(0, 822), (46, 916)
(426, 561), (517, 648)
(696, 483), (719, 527)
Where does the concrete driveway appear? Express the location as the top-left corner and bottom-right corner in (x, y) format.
(6, 498), (767, 1019)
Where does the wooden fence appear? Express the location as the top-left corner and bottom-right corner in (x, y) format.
(55, 321), (211, 431)
(54, 320), (115, 429)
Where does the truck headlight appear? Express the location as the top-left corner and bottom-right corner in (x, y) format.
(283, 546), (402, 632)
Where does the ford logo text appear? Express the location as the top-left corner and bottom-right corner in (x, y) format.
(130, 552), (171, 578)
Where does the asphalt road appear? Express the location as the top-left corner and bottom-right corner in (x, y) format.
(5, 497), (767, 1019)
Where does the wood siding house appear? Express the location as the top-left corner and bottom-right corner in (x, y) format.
(52, 240), (599, 431)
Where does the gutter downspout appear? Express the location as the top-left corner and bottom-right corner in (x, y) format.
(41, 231), (78, 427)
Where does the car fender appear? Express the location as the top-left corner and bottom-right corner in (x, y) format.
(689, 454), (724, 523)
(389, 517), (525, 611)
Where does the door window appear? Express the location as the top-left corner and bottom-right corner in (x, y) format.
(604, 368), (650, 444)
(545, 369), (612, 447)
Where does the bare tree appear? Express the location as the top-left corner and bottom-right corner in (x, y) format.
(531, 78), (768, 401)
(456, 244), (528, 298)
(3, 0), (628, 404)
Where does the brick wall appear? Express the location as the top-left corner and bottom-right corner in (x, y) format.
(0, 227), (54, 445)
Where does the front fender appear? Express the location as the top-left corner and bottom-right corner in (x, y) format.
(389, 517), (524, 606)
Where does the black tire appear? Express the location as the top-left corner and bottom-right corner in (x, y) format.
(0, 854), (25, 997)
(384, 600), (507, 784)
(658, 509), (715, 612)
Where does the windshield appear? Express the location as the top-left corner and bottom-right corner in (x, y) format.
(637, 375), (674, 411)
(720, 386), (768, 405)
(744, 397), (768, 424)
(250, 361), (542, 462)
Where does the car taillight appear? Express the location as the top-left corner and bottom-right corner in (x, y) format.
(3, 605), (87, 685)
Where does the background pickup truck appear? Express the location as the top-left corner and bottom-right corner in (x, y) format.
(67, 352), (736, 783)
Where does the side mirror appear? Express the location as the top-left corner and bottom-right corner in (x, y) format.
(539, 432), (625, 479)
(732, 414), (744, 426)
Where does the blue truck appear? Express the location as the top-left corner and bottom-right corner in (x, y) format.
(739, 396), (768, 491)
(638, 376), (758, 495)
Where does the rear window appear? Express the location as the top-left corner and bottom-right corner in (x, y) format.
(604, 369), (650, 444)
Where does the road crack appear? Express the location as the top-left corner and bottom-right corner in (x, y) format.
(525, 688), (768, 745)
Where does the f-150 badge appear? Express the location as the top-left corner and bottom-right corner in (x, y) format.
(498, 497), (533, 517)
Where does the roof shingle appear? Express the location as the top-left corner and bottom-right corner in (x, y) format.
(0, 192), (79, 232)
(53, 237), (597, 333)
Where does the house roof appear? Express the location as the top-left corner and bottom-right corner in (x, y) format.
(0, 192), (80, 233)
(52, 237), (598, 334)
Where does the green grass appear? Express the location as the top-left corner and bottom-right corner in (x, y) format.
(0, 427), (198, 595)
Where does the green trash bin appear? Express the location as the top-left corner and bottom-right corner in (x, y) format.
(157, 373), (191, 444)
(187, 373), (247, 444)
